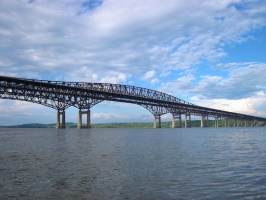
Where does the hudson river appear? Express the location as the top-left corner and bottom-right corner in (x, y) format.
(1, 127), (266, 199)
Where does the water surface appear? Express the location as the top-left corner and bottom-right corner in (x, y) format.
(0, 127), (266, 199)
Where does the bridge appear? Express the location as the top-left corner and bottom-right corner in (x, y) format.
(0, 75), (265, 128)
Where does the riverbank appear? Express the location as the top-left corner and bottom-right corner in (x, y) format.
(1, 120), (265, 128)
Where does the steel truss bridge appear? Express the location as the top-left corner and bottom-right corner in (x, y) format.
(0, 75), (265, 128)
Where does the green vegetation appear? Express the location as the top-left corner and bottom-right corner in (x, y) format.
(0, 123), (55, 128)
(92, 121), (198, 128)
(1, 120), (265, 128)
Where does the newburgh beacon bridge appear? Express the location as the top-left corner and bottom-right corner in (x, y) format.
(0, 75), (265, 128)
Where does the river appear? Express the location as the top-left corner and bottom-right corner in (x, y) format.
(0, 127), (266, 199)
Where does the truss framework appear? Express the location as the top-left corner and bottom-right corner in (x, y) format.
(0, 75), (265, 122)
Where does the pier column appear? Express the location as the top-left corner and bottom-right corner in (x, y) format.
(237, 119), (240, 127)
(200, 115), (204, 127)
(56, 110), (66, 129)
(201, 115), (207, 128)
(78, 109), (91, 129)
(171, 115), (175, 128)
(225, 118), (228, 127)
(154, 115), (161, 128)
(224, 118), (227, 127)
(178, 114), (182, 128)
(252, 120), (256, 126)
(215, 116), (220, 127)
(185, 114), (191, 128)
(228, 118), (231, 127)
(172, 114), (182, 128)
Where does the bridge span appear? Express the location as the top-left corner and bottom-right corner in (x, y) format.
(0, 75), (265, 128)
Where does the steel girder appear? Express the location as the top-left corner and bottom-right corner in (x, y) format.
(0, 88), (71, 110)
(74, 97), (102, 110)
(139, 104), (168, 116)
(0, 94), (69, 110)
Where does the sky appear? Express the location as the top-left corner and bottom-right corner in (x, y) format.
(0, 0), (266, 125)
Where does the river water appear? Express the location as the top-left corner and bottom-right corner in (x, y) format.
(0, 127), (266, 199)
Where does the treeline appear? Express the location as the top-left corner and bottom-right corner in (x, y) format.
(90, 120), (265, 128)
(1, 120), (265, 128)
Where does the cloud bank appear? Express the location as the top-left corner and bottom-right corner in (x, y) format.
(0, 0), (266, 124)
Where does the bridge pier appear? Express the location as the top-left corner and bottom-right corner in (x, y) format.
(226, 118), (229, 127)
(56, 110), (66, 129)
(225, 118), (229, 127)
(237, 119), (240, 127)
(228, 118), (232, 127)
(154, 115), (161, 128)
(230, 118), (233, 127)
(172, 114), (182, 128)
(215, 116), (220, 127)
(201, 115), (207, 128)
(171, 116), (176, 128)
(78, 109), (91, 129)
(249, 120), (252, 126)
(185, 114), (191, 128)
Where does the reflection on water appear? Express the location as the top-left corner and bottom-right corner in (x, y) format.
(0, 127), (266, 199)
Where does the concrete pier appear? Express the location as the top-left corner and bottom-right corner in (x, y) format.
(225, 118), (228, 127)
(171, 116), (175, 128)
(172, 114), (182, 128)
(215, 116), (220, 127)
(56, 110), (66, 129)
(154, 115), (161, 128)
(78, 109), (91, 129)
(227, 118), (231, 127)
(201, 115), (207, 128)
(185, 114), (191, 128)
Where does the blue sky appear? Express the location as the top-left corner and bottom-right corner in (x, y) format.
(0, 0), (266, 125)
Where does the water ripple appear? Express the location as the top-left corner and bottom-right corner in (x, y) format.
(0, 127), (266, 199)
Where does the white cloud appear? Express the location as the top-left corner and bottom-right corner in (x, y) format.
(143, 70), (156, 80)
(100, 72), (127, 83)
(160, 62), (266, 99)
(0, 100), (55, 125)
(157, 61), (266, 117)
(190, 91), (266, 117)
(1, 0), (265, 81)
(92, 112), (129, 120)
(151, 78), (160, 85)
(158, 74), (195, 95)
